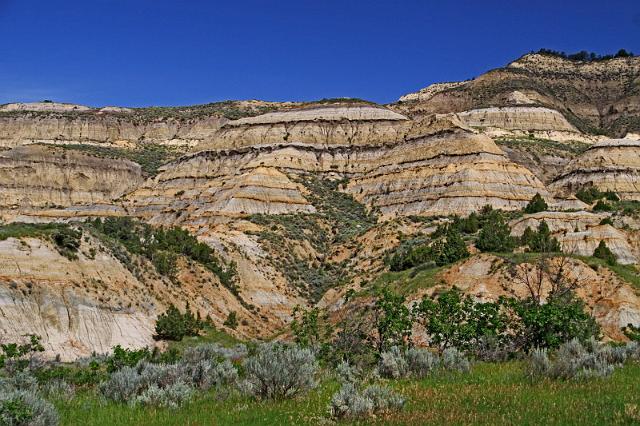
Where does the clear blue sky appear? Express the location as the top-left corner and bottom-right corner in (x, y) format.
(1, 0), (638, 106)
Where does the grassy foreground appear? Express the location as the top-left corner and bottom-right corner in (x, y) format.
(55, 362), (640, 425)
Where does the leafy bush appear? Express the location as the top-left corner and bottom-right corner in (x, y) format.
(374, 290), (413, 352)
(155, 304), (203, 341)
(575, 187), (619, 204)
(0, 335), (44, 371)
(414, 289), (509, 351)
(593, 241), (617, 265)
(241, 343), (318, 400)
(329, 383), (404, 419)
(507, 294), (600, 351)
(0, 389), (58, 426)
(524, 193), (548, 214)
(624, 324), (640, 342)
(105, 345), (150, 373)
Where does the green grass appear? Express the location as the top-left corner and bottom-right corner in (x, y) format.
(54, 362), (640, 425)
(363, 264), (445, 297)
(167, 326), (243, 353)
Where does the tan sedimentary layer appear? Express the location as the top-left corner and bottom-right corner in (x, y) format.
(0, 145), (143, 209)
(126, 129), (548, 223)
(0, 234), (274, 360)
(551, 139), (640, 199)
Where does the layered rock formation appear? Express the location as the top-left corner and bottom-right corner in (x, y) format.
(397, 53), (640, 137)
(206, 105), (412, 149)
(550, 139), (640, 200)
(0, 145), (143, 222)
(510, 211), (638, 264)
(126, 118), (548, 222)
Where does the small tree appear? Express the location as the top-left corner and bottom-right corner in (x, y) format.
(522, 221), (561, 253)
(524, 193), (548, 214)
(476, 211), (515, 253)
(431, 225), (469, 266)
(154, 304), (202, 341)
(414, 288), (509, 350)
(290, 307), (331, 348)
(593, 241), (616, 265)
(223, 311), (239, 330)
(374, 290), (413, 353)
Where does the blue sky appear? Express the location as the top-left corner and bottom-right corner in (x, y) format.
(1, 0), (638, 106)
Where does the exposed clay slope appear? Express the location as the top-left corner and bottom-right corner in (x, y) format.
(0, 145), (143, 210)
(550, 139), (640, 199)
(0, 232), (274, 360)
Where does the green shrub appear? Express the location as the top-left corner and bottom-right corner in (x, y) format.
(593, 241), (617, 265)
(105, 346), (151, 373)
(223, 311), (238, 330)
(430, 225), (469, 266)
(593, 200), (614, 212)
(155, 304), (203, 341)
(506, 294), (600, 351)
(524, 193), (548, 214)
(413, 289), (509, 351)
(521, 221), (561, 253)
(374, 290), (413, 352)
(476, 211), (515, 253)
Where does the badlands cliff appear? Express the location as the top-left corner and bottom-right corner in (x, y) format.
(1, 52), (640, 358)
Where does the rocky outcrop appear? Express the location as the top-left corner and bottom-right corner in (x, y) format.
(0, 145), (143, 213)
(0, 230), (298, 360)
(396, 53), (640, 137)
(206, 105), (412, 149)
(126, 126), (548, 223)
(550, 139), (640, 200)
(510, 211), (638, 264)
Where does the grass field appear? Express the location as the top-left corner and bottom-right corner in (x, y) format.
(55, 362), (640, 425)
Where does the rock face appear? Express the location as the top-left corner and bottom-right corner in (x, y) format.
(510, 211), (638, 264)
(0, 231), (294, 360)
(0, 145), (143, 216)
(550, 139), (640, 200)
(206, 105), (413, 149)
(127, 122), (547, 222)
(397, 53), (640, 137)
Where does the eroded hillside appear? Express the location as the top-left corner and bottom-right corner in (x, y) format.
(2, 53), (640, 359)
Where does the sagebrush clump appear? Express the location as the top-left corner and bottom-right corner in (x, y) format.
(241, 343), (318, 400)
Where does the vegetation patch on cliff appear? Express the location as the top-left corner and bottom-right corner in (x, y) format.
(248, 176), (377, 301)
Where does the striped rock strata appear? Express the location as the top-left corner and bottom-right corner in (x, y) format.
(126, 127), (548, 223)
(550, 139), (640, 200)
(0, 145), (143, 219)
